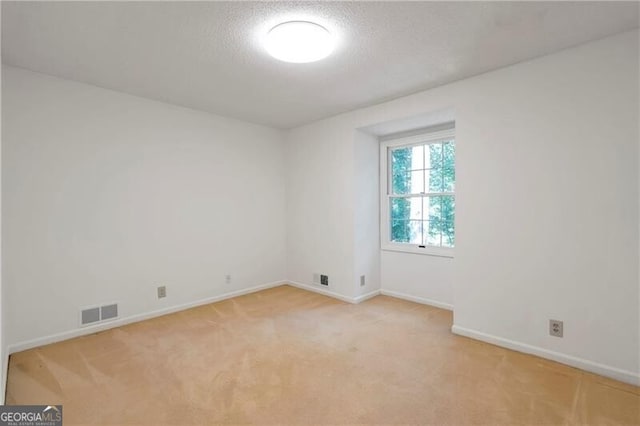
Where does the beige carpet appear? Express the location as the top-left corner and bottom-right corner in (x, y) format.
(6, 285), (640, 425)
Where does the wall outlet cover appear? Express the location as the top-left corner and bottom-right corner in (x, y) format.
(549, 319), (563, 337)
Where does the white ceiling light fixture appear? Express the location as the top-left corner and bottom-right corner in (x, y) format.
(265, 21), (334, 63)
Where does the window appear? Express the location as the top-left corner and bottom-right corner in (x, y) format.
(380, 128), (455, 256)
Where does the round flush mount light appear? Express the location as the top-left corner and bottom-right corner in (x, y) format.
(265, 21), (334, 63)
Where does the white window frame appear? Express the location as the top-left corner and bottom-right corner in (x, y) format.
(380, 128), (455, 258)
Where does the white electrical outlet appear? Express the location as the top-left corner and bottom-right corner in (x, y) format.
(225, 275), (231, 284)
(549, 319), (563, 337)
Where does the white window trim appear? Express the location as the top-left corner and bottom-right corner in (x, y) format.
(380, 128), (455, 258)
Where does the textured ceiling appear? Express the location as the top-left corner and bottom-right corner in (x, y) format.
(2, 1), (638, 129)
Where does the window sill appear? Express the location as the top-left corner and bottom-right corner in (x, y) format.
(381, 244), (454, 258)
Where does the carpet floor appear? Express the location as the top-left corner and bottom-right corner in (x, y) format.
(6, 285), (640, 425)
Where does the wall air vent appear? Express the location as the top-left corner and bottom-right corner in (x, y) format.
(101, 304), (118, 320)
(81, 307), (100, 326)
(313, 273), (329, 286)
(80, 303), (119, 327)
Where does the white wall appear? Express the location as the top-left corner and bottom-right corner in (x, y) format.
(285, 120), (356, 298)
(452, 31), (639, 383)
(354, 130), (380, 298)
(2, 66), (287, 348)
(381, 252), (453, 309)
(285, 30), (639, 383)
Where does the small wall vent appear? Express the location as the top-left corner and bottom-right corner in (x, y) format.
(313, 273), (329, 286)
(81, 307), (100, 326)
(80, 303), (119, 327)
(101, 304), (118, 321)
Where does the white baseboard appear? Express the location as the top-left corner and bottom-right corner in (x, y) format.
(354, 289), (381, 303)
(287, 281), (361, 304)
(8, 280), (376, 355)
(287, 281), (382, 304)
(380, 289), (453, 311)
(452, 325), (640, 386)
(8, 280), (286, 354)
(7, 280), (637, 389)
(286, 282), (451, 309)
(286, 282), (381, 304)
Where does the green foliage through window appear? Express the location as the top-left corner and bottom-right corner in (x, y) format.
(389, 140), (455, 247)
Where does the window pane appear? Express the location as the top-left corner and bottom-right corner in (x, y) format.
(427, 196), (441, 223)
(425, 220), (442, 246)
(424, 197), (455, 248)
(410, 145), (424, 170)
(408, 220), (422, 244)
(443, 140), (455, 169)
(387, 137), (454, 249)
(392, 195), (422, 221)
(392, 171), (425, 195)
(391, 171), (408, 195)
(441, 221), (455, 247)
(443, 141), (455, 192)
(407, 197), (423, 220)
(391, 146), (424, 194)
(441, 196), (455, 225)
(390, 198), (414, 242)
(391, 196), (423, 221)
(426, 143), (443, 169)
(391, 198), (411, 221)
(391, 219), (410, 243)
(391, 147), (411, 169)
(427, 168), (444, 192)
(443, 166), (455, 192)
(391, 148), (412, 194)
(390, 220), (422, 244)
(410, 170), (424, 194)
(391, 196), (424, 244)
